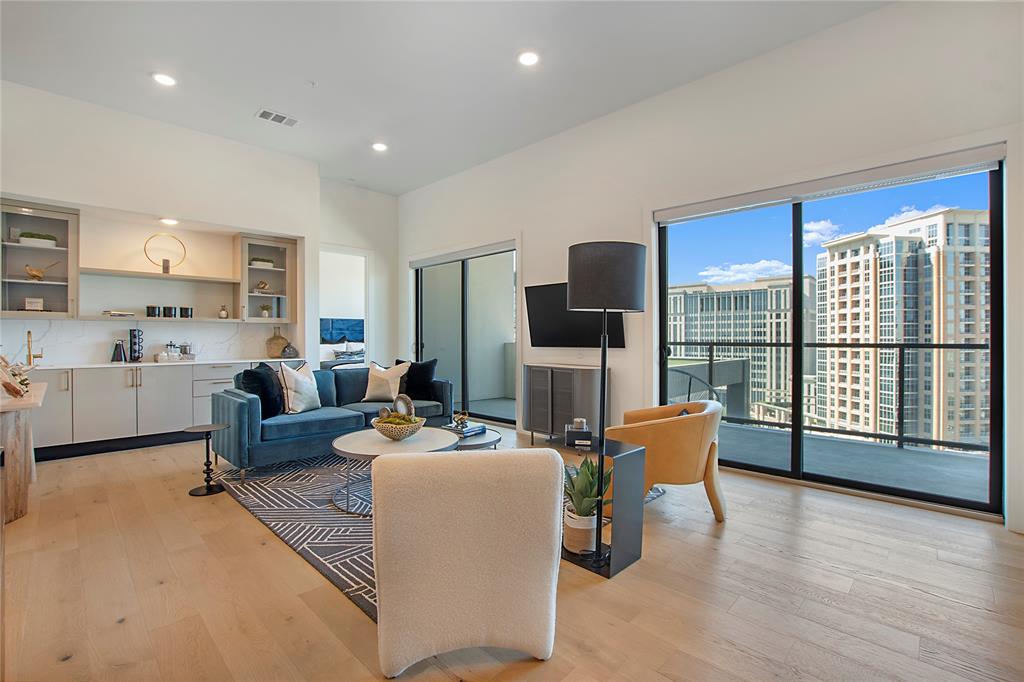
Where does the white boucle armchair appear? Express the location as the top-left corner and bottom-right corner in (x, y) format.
(371, 448), (564, 678)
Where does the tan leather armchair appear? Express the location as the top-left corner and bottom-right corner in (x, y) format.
(604, 400), (726, 521)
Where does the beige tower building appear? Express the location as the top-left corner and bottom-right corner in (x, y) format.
(815, 208), (991, 446)
(666, 276), (815, 420)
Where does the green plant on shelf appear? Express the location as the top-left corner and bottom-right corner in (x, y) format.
(18, 232), (58, 242)
(564, 456), (611, 517)
(259, 303), (273, 313)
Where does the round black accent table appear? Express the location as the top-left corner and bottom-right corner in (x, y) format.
(185, 423), (229, 497)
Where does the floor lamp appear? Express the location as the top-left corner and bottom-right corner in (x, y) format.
(567, 240), (647, 566)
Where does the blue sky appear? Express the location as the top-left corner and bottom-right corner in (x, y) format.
(666, 172), (989, 286)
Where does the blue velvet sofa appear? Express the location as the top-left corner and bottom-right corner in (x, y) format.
(211, 366), (453, 478)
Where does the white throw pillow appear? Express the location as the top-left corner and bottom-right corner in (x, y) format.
(280, 361), (322, 414)
(320, 343), (348, 361)
(364, 361), (410, 402)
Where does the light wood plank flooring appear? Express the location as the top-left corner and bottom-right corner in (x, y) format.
(4, 429), (1024, 681)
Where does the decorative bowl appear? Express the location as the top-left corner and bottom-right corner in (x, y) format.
(371, 416), (426, 441)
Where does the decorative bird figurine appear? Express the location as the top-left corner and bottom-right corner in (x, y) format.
(24, 261), (60, 281)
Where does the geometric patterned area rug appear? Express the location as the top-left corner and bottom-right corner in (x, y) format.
(214, 454), (379, 621)
(216, 454), (670, 624)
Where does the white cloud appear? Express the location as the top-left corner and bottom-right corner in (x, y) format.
(803, 219), (841, 246)
(868, 204), (950, 232)
(698, 259), (792, 284)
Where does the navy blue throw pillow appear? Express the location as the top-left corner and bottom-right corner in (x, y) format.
(395, 358), (437, 401)
(239, 362), (284, 419)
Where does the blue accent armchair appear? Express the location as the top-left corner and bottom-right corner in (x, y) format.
(212, 366), (454, 478)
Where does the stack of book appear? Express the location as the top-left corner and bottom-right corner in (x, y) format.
(442, 421), (486, 438)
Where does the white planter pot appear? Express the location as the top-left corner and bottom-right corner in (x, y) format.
(18, 237), (58, 248)
(261, 310), (270, 318)
(562, 507), (597, 554)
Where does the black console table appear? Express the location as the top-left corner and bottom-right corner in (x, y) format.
(561, 439), (645, 578)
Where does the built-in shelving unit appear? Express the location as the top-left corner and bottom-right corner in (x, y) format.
(1, 201), (79, 318)
(240, 236), (295, 323)
(0, 200), (300, 329)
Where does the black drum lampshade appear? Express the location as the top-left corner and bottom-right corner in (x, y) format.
(567, 241), (646, 312)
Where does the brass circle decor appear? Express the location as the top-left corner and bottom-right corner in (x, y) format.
(144, 232), (187, 270)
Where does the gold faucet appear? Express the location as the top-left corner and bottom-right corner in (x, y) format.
(26, 330), (43, 366)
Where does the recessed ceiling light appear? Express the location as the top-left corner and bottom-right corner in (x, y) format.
(159, 218), (179, 225)
(371, 142), (388, 152)
(152, 73), (177, 87)
(518, 51), (540, 66)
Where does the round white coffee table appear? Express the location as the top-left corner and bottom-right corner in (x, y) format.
(331, 427), (459, 515)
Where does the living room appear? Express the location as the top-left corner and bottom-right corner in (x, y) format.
(1, 2), (1022, 681)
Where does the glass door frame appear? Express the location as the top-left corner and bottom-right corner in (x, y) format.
(658, 163), (1004, 515)
(414, 248), (517, 425)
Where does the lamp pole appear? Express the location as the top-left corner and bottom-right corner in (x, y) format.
(592, 307), (608, 567)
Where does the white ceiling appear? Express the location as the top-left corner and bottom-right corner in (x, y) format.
(1, 1), (880, 195)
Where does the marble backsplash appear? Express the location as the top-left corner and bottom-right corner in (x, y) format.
(0, 318), (299, 366)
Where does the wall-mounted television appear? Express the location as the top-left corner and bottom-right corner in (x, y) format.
(524, 282), (625, 348)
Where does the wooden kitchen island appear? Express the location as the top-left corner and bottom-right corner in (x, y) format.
(2, 382), (47, 524)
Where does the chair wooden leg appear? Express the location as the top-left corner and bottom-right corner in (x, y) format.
(703, 445), (726, 522)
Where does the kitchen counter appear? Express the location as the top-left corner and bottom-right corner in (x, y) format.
(29, 358), (303, 370)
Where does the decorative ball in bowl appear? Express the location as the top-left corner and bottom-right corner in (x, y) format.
(371, 414), (426, 441)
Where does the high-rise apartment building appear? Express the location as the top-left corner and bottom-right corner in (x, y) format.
(666, 276), (815, 419)
(815, 208), (990, 445)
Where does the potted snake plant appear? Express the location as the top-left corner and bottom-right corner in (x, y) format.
(563, 457), (611, 554)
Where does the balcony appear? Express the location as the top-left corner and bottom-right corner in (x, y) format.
(665, 338), (993, 508)
(716, 423), (988, 502)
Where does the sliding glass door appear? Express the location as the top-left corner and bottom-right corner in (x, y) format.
(659, 163), (1003, 513)
(416, 249), (517, 423)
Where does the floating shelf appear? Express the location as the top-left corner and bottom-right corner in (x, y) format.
(0, 310), (70, 320)
(79, 267), (240, 285)
(1, 241), (69, 252)
(248, 292), (287, 298)
(2, 278), (69, 286)
(246, 317), (289, 324)
(248, 265), (286, 272)
(77, 314), (244, 324)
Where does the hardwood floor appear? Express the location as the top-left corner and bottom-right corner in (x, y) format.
(4, 429), (1024, 681)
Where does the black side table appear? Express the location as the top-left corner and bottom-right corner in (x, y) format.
(185, 423), (229, 497)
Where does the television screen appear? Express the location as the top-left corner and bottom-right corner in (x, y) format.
(524, 282), (625, 348)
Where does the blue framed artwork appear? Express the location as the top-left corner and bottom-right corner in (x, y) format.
(320, 318), (365, 344)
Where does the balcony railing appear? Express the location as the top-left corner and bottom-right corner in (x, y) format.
(666, 339), (990, 453)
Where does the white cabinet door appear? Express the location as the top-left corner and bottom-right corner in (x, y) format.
(31, 369), (74, 447)
(193, 396), (212, 425)
(72, 367), (137, 442)
(138, 365), (194, 435)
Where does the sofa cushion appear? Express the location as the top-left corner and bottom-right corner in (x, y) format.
(261, 406), (364, 441)
(342, 401), (444, 426)
(312, 369), (337, 407)
(335, 367), (370, 405)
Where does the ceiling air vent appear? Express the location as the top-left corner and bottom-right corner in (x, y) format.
(255, 108), (298, 127)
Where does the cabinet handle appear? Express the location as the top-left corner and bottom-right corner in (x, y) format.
(209, 364), (234, 369)
(209, 380), (234, 385)
(128, 368), (135, 388)
(61, 370), (70, 391)
(137, 367), (143, 387)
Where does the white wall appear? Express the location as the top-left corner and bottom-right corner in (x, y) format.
(319, 251), (366, 319)
(318, 178), (399, 366)
(396, 4), (1024, 528)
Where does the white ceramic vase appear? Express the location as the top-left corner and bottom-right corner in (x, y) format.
(562, 507), (597, 554)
